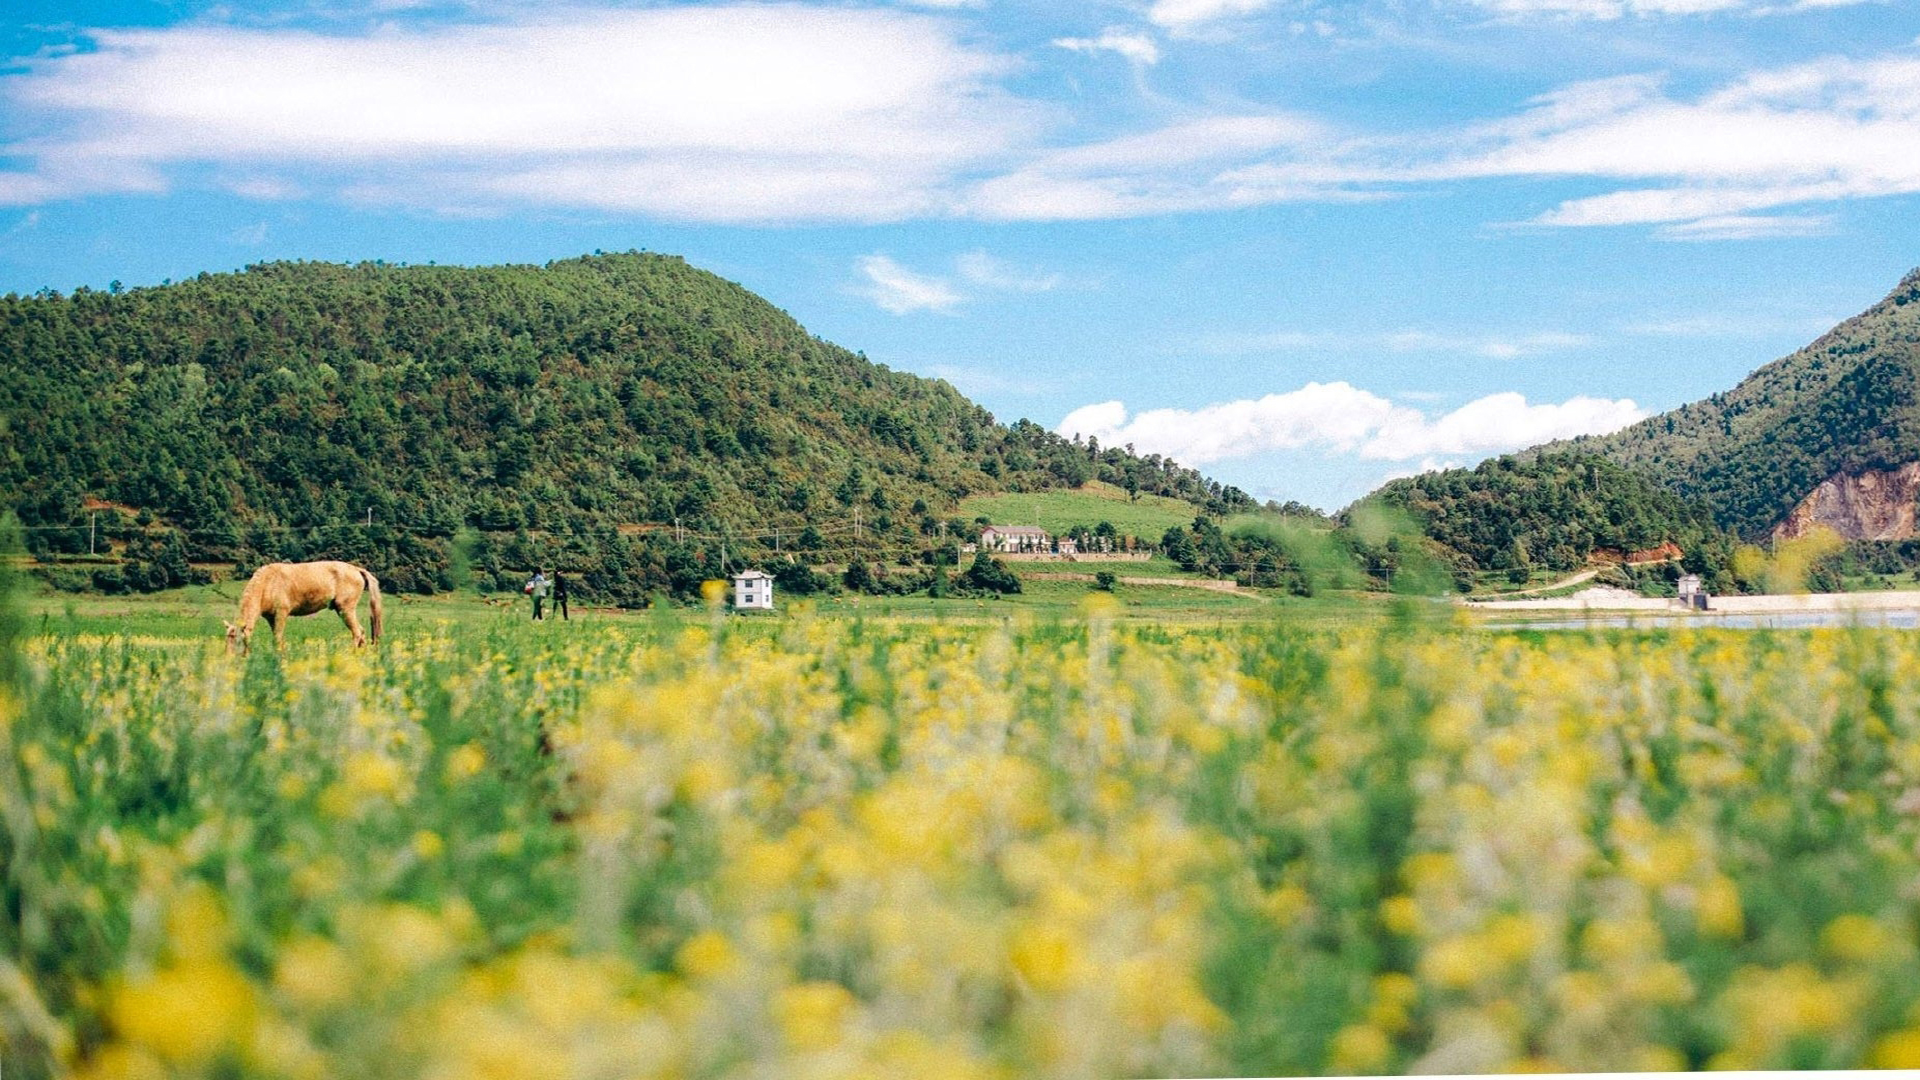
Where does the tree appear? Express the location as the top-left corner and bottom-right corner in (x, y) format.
(963, 553), (1021, 594)
(844, 559), (875, 593)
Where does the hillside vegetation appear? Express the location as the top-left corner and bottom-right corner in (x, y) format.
(1367, 453), (1730, 583)
(0, 254), (1249, 599)
(957, 481), (1199, 541)
(1553, 268), (1920, 538)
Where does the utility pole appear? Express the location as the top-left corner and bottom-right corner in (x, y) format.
(366, 507), (373, 528)
(89, 513), (96, 557)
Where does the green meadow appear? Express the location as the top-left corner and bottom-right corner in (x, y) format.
(956, 482), (1201, 539)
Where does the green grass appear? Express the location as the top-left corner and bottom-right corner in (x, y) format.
(957, 481), (1199, 540)
(24, 586), (559, 644)
(1011, 555), (1193, 579)
(21, 575), (1365, 641)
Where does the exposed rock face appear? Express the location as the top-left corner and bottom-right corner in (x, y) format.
(1773, 462), (1920, 541)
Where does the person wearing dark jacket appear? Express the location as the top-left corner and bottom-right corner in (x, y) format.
(553, 571), (570, 621)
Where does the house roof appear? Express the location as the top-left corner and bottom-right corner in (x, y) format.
(982, 525), (1049, 537)
(733, 570), (772, 581)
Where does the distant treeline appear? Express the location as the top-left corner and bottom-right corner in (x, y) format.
(2, 253), (1252, 600)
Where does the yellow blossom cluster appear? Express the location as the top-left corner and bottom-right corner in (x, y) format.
(8, 616), (1920, 1078)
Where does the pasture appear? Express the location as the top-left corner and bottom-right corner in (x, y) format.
(956, 481), (1200, 539)
(7, 589), (1920, 1077)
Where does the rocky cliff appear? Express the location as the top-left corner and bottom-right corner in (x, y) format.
(1773, 462), (1920, 541)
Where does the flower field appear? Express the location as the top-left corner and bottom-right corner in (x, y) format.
(7, 602), (1920, 1077)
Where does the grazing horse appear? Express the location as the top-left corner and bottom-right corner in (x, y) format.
(225, 560), (383, 654)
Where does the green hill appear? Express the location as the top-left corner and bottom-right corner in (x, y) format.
(0, 253), (1249, 600)
(1364, 452), (1728, 583)
(1366, 269), (1920, 591)
(1552, 268), (1920, 539)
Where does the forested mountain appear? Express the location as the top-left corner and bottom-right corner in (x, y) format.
(1551, 268), (1920, 538)
(1365, 452), (1729, 581)
(1366, 269), (1920, 590)
(0, 253), (1248, 599)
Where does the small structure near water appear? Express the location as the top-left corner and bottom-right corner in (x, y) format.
(1677, 574), (1709, 610)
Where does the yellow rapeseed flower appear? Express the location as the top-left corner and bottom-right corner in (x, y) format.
(165, 884), (229, 961)
(444, 742), (486, 781)
(1821, 914), (1891, 963)
(72, 1045), (167, 1080)
(411, 829), (445, 859)
(343, 751), (406, 797)
(1007, 924), (1077, 992)
(1696, 876), (1744, 939)
(272, 937), (353, 1011)
(675, 930), (739, 980)
(1379, 895), (1420, 936)
(1630, 961), (1695, 1006)
(111, 960), (258, 1065)
(775, 981), (857, 1051)
(1330, 1023), (1392, 1072)
(1421, 937), (1482, 990)
(1872, 1028), (1920, 1069)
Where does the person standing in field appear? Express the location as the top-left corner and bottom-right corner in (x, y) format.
(553, 571), (570, 621)
(525, 569), (550, 621)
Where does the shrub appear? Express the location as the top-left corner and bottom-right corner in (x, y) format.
(963, 553), (1022, 595)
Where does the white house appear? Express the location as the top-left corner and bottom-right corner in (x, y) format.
(1677, 573), (1707, 610)
(732, 569), (774, 611)
(979, 525), (1051, 553)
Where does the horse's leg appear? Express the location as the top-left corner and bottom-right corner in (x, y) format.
(272, 609), (289, 651)
(337, 601), (366, 648)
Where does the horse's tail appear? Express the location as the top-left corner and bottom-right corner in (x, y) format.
(363, 569), (384, 643)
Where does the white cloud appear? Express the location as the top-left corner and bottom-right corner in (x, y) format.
(1196, 326), (1589, 358)
(3, 7), (1916, 238)
(0, 6), (1034, 221)
(853, 255), (963, 315)
(1460, 58), (1920, 227)
(1058, 383), (1644, 466)
(1148, 0), (1278, 33)
(1465, 0), (1744, 18)
(956, 251), (1060, 292)
(1624, 311), (1841, 336)
(1462, 0), (1874, 17)
(1361, 392), (1646, 459)
(970, 114), (1330, 220)
(1052, 28), (1161, 65)
(1058, 384), (1395, 464)
(224, 175), (305, 201)
(1198, 52), (1920, 235)
(1652, 213), (1836, 240)
(854, 251), (1061, 313)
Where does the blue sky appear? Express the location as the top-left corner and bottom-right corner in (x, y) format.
(2, 0), (1916, 508)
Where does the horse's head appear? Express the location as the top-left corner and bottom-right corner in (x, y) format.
(223, 619), (251, 656)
